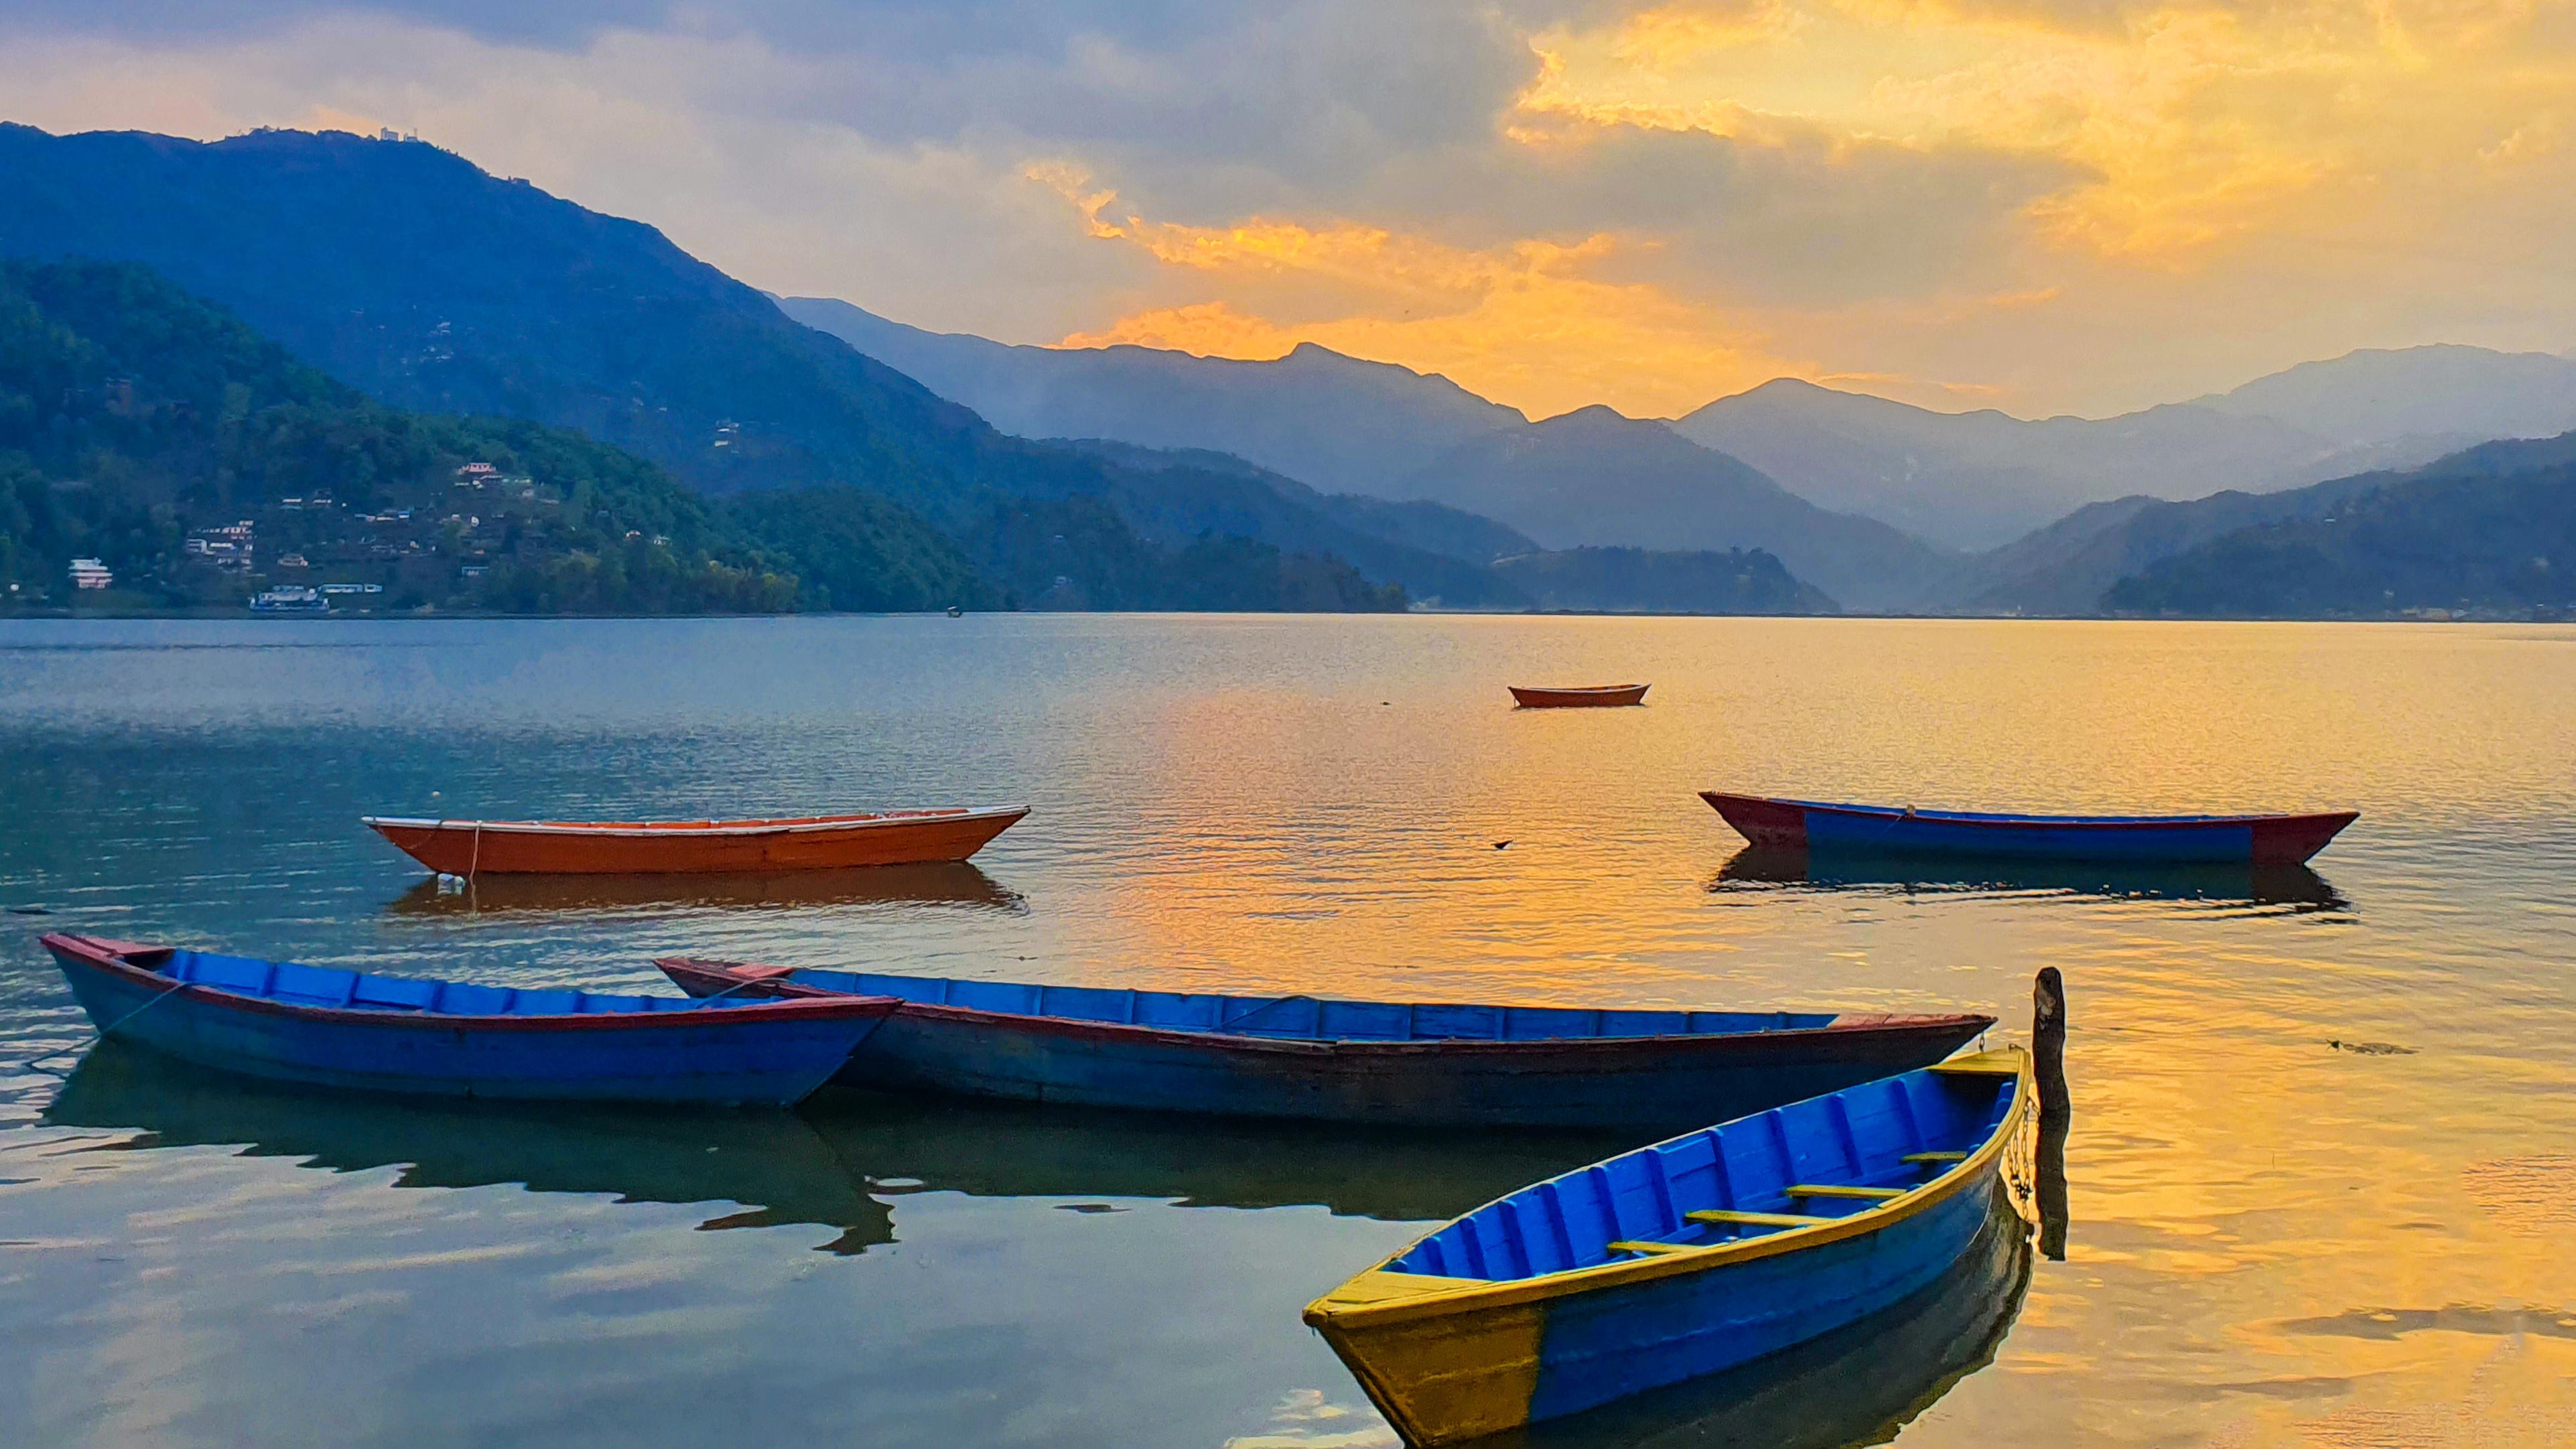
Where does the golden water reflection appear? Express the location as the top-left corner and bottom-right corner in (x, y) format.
(4, 616), (2575, 1446)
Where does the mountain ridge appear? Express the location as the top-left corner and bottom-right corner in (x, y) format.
(787, 287), (2576, 557)
(0, 123), (1446, 612)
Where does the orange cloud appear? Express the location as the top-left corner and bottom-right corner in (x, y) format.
(1030, 168), (1812, 418)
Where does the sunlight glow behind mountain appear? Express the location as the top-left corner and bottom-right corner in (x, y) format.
(1, 1), (2569, 419)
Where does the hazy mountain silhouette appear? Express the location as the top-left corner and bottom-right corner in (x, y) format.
(785, 291), (2576, 583)
(1673, 378), (2474, 550)
(1981, 433), (2576, 615)
(1492, 546), (1838, 615)
(1050, 440), (1533, 608)
(1395, 407), (1964, 612)
(2195, 344), (2576, 446)
(780, 297), (1526, 497)
(2103, 432), (2576, 617)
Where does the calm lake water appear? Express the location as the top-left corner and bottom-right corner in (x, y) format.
(3, 614), (2573, 1449)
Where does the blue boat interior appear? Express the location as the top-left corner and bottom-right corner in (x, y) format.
(137, 949), (754, 1016)
(771, 967), (1840, 1042)
(1387, 1065), (2018, 1280)
(1790, 798), (2250, 826)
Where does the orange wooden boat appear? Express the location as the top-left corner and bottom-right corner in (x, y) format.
(362, 807), (1028, 876)
(1509, 683), (1649, 708)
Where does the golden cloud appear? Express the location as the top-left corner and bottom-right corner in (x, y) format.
(1030, 163), (1823, 417)
(1519, 0), (2576, 265)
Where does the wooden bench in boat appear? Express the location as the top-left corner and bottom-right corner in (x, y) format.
(1685, 1208), (1837, 1229)
(1787, 1184), (1908, 1200)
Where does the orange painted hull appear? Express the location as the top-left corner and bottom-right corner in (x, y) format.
(363, 807), (1028, 876)
(1509, 684), (1649, 708)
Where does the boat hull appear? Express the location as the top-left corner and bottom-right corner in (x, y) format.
(362, 807), (1027, 875)
(1304, 1052), (2031, 1444)
(1323, 1176), (2010, 1444)
(43, 937), (895, 1106)
(1701, 792), (2356, 866)
(1510, 685), (1648, 708)
(656, 960), (1990, 1131)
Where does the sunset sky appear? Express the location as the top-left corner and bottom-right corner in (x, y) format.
(5, 0), (2573, 419)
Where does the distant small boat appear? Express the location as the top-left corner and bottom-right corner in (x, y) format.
(1510, 684), (1648, 708)
(654, 957), (1994, 1131)
(1302, 1048), (2031, 1445)
(1700, 792), (2358, 866)
(362, 806), (1028, 876)
(40, 935), (898, 1105)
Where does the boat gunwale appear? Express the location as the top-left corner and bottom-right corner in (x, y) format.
(361, 805), (1030, 840)
(1701, 791), (2356, 832)
(46, 936), (905, 1034)
(652, 958), (1994, 1058)
(1300, 1048), (2032, 1329)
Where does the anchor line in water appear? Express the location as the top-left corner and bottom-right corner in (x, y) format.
(6, 972), (194, 1077)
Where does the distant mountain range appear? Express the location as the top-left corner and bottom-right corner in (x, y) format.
(789, 295), (2576, 563)
(7, 123), (2569, 622)
(782, 297), (1523, 500)
(1385, 406), (1959, 612)
(1670, 379), (2462, 551)
(2101, 434), (2576, 618)
(789, 301), (1954, 611)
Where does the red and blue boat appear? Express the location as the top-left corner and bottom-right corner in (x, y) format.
(40, 935), (898, 1106)
(1302, 1048), (2031, 1445)
(1701, 791), (2358, 866)
(654, 957), (1994, 1132)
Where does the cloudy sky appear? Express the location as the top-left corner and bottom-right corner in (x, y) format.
(5, 0), (2573, 419)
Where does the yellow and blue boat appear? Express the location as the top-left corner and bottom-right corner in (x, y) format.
(1302, 1048), (2031, 1446)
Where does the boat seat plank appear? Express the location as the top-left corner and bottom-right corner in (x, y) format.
(1685, 1209), (1834, 1228)
(1605, 1240), (1694, 1257)
(1787, 1184), (1907, 1200)
(1903, 1151), (1969, 1164)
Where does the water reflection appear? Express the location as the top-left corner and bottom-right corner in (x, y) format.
(383, 863), (1025, 918)
(1710, 846), (2348, 912)
(44, 1042), (896, 1252)
(1500, 1196), (2035, 1448)
(800, 1087), (1627, 1223)
(43, 1045), (1621, 1249)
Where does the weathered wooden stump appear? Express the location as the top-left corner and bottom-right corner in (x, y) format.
(2033, 966), (2070, 1261)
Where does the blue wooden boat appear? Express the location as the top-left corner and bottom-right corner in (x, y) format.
(1703, 791), (2357, 865)
(41, 935), (899, 1106)
(1302, 1049), (2030, 1445)
(655, 957), (1994, 1131)
(1509, 1190), (2033, 1447)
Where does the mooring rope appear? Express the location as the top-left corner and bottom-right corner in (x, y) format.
(7, 974), (192, 1077)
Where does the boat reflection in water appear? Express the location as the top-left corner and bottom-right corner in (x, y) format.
(384, 862), (1025, 918)
(43, 1044), (1625, 1251)
(1497, 1194), (2036, 1449)
(1712, 845), (2346, 912)
(45, 1041), (896, 1251)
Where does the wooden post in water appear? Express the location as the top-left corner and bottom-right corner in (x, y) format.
(2033, 966), (2070, 1261)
